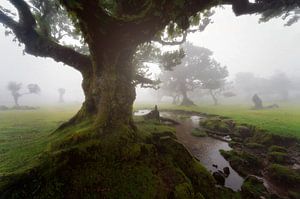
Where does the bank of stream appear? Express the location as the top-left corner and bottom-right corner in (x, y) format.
(135, 109), (244, 191)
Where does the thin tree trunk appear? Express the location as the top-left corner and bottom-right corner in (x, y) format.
(12, 94), (19, 107)
(209, 89), (218, 106)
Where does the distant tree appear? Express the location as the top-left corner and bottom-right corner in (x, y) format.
(58, 88), (66, 103)
(159, 43), (228, 106)
(7, 82), (41, 106)
(7, 82), (22, 106)
(200, 62), (228, 105)
(27, 84), (41, 94)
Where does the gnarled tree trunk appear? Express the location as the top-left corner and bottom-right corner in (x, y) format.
(180, 83), (195, 106)
(59, 48), (137, 133)
(90, 48), (136, 131)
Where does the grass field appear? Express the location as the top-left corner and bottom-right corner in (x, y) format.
(0, 103), (299, 177)
(0, 106), (79, 175)
(136, 103), (300, 138)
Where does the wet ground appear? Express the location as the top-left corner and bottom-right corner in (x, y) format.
(161, 112), (244, 191)
(134, 110), (244, 191)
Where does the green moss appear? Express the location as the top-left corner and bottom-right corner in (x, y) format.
(248, 132), (296, 147)
(268, 145), (287, 153)
(200, 117), (230, 134)
(191, 128), (207, 137)
(267, 151), (289, 164)
(220, 150), (262, 176)
(245, 142), (265, 149)
(288, 191), (300, 199)
(174, 182), (193, 198)
(267, 164), (300, 186)
(241, 176), (267, 199)
(0, 117), (241, 199)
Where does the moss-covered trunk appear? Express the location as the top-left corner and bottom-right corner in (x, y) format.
(60, 46), (136, 133)
(79, 44), (136, 133)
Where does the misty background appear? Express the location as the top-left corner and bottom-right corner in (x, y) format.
(1, 6), (300, 106)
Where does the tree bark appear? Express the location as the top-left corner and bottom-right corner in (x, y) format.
(58, 46), (137, 134)
(88, 45), (137, 132)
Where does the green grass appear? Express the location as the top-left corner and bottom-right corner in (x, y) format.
(0, 106), (79, 175)
(136, 103), (300, 138)
(1, 106), (229, 199)
(1, 102), (299, 183)
(0, 105), (174, 176)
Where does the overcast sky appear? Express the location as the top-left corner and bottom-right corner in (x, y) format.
(0, 6), (299, 105)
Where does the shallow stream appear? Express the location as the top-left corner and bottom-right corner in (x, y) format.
(135, 109), (244, 191)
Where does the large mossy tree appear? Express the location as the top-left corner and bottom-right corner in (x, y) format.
(0, 1), (300, 197)
(1, 0), (299, 133)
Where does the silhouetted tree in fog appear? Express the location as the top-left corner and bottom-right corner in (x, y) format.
(159, 43), (228, 106)
(7, 82), (22, 106)
(201, 65), (228, 105)
(7, 82), (41, 107)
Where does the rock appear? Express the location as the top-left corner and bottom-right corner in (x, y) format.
(213, 171), (225, 186)
(236, 126), (253, 138)
(223, 167), (230, 177)
(241, 175), (268, 199)
(252, 94), (263, 109)
(144, 105), (160, 121)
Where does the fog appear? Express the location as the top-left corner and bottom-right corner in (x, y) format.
(1, 6), (300, 106)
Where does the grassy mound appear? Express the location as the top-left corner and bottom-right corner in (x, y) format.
(0, 116), (238, 199)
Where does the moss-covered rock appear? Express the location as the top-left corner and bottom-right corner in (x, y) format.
(199, 117), (231, 134)
(234, 126), (253, 139)
(247, 132), (297, 147)
(268, 145), (288, 153)
(267, 151), (289, 164)
(245, 142), (265, 150)
(220, 150), (262, 177)
(241, 175), (268, 199)
(191, 128), (207, 137)
(267, 164), (300, 187)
